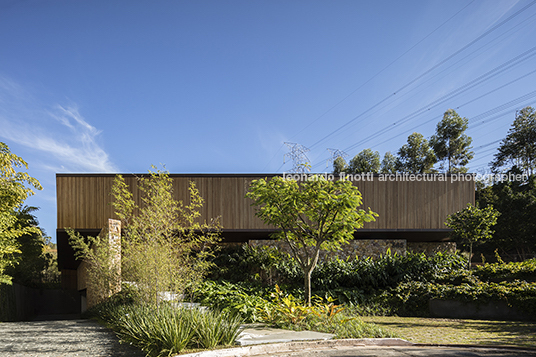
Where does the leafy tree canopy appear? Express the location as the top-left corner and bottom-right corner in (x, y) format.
(380, 151), (397, 174)
(247, 175), (378, 304)
(348, 149), (381, 174)
(446, 203), (499, 269)
(396, 132), (437, 173)
(491, 106), (536, 176)
(6, 206), (55, 286)
(430, 109), (473, 173)
(477, 170), (536, 260)
(332, 156), (348, 176)
(0, 142), (42, 285)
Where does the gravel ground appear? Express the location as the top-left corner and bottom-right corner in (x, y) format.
(0, 319), (146, 357)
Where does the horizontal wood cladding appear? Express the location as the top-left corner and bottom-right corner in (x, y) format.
(56, 174), (475, 231)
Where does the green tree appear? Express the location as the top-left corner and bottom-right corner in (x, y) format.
(446, 203), (500, 269)
(491, 106), (536, 176)
(246, 175), (378, 305)
(0, 142), (42, 285)
(332, 156), (348, 176)
(70, 168), (221, 305)
(348, 149), (381, 173)
(6, 206), (55, 286)
(396, 132), (437, 173)
(430, 109), (474, 173)
(380, 152), (397, 174)
(476, 170), (536, 260)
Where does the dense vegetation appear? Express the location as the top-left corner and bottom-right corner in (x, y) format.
(198, 245), (536, 319)
(84, 290), (242, 357)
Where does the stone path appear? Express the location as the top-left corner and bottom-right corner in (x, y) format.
(0, 319), (145, 356)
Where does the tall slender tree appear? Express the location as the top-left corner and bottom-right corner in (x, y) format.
(430, 109), (474, 173)
(380, 152), (397, 174)
(491, 106), (536, 176)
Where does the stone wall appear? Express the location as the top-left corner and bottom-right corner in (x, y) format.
(249, 239), (456, 261)
(249, 239), (406, 261)
(407, 242), (456, 255)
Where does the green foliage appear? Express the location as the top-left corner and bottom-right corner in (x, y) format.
(194, 279), (272, 322)
(209, 244), (300, 285)
(332, 156), (348, 175)
(69, 167), (221, 305)
(6, 206), (57, 286)
(383, 280), (536, 317)
(430, 109), (473, 173)
(473, 259), (536, 282)
(68, 226), (122, 305)
(209, 246), (468, 300)
(446, 204), (500, 268)
(87, 296), (242, 356)
(380, 152), (397, 174)
(247, 175), (378, 305)
(112, 168), (221, 304)
(348, 149), (381, 173)
(205, 250), (536, 320)
(0, 142), (42, 285)
(396, 132), (437, 173)
(476, 173), (536, 259)
(310, 251), (467, 294)
(492, 106), (536, 176)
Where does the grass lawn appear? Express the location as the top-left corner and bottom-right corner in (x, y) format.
(360, 316), (536, 347)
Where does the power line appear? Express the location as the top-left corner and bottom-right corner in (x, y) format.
(310, 94), (536, 171)
(306, 1), (536, 151)
(343, 48), (536, 153)
(334, 13), (536, 142)
(325, 148), (349, 169)
(287, 0), (477, 142)
(283, 142), (311, 173)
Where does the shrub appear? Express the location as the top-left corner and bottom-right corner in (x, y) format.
(381, 280), (536, 317)
(194, 280), (272, 322)
(210, 246), (468, 298)
(473, 259), (536, 282)
(87, 295), (243, 357)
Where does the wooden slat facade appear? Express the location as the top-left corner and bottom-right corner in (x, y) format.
(57, 173), (475, 231)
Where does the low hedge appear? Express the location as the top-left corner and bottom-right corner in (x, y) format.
(381, 280), (536, 317)
(473, 259), (536, 282)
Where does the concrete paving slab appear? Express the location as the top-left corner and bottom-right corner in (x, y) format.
(177, 338), (415, 357)
(236, 325), (335, 346)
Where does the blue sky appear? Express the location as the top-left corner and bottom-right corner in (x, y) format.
(1, 0), (535, 242)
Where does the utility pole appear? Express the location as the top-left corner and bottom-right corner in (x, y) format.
(283, 142), (311, 173)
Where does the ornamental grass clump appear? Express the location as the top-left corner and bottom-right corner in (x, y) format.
(114, 304), (195, 357)
(87, 298), (243, 357)
(192, 309), (243, 349)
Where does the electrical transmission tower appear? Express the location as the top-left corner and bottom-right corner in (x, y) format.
(283, 142), (311, 173)
(326, 148), (349, 168)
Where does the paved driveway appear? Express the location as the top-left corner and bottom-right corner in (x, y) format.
(258, 346), (536, 357)
(0, 319), (145, 357)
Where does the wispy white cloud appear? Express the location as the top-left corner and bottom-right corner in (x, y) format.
(0, 75), (117, 172)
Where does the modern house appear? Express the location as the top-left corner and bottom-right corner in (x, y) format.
(56, 173), (475, 290)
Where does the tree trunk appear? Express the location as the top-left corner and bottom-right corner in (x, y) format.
(304, 268), (313, 306)
(469, 243), (473, 270)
